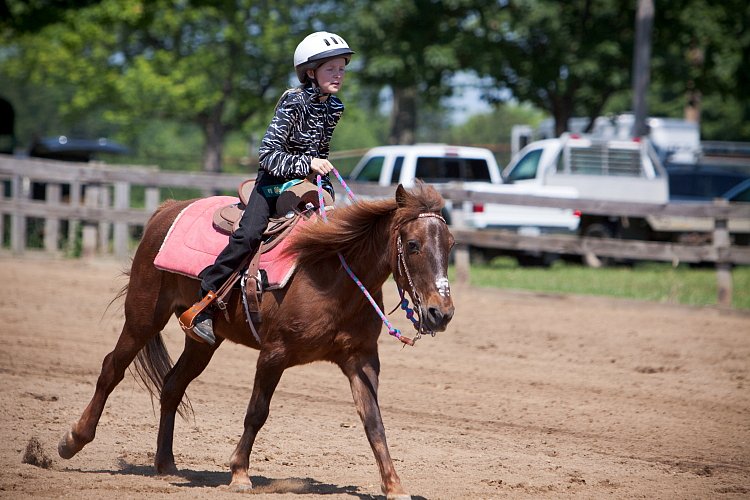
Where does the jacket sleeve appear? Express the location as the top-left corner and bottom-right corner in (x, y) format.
(320, 97), (344, 160)
(258, 94), (312, 179)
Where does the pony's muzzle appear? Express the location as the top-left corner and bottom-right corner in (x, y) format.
(423, 304), (454, 332)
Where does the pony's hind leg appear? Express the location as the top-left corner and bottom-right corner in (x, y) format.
(58, 318), (159, 459)
(155, 336), (222, 474)
(58, 268), (175, 460)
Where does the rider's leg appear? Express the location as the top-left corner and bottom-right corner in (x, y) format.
(192, 173), (278, 344)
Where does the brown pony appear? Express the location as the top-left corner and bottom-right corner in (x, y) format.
(58, 182), (455, 499)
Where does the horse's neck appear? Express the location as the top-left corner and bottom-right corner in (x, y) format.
(342, 214), (393, 291)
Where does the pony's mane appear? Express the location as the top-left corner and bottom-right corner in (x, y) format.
(288, 182), (445, 268)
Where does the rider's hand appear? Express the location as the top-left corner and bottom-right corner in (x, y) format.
(310, 157), (334, 176)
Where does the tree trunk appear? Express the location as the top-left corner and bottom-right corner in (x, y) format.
(202, 118), (225, 174)
(389, 86), (417, 145)
(199, 117), (225, 197)
(552, 95), (575, 137)
(632, 0), (654, 137)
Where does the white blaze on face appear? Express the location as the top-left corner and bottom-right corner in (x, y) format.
(436, 277), (451, 297)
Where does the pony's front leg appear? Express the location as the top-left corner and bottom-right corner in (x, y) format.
(228, 350), (286, 490)
(342, 353), (410, 500)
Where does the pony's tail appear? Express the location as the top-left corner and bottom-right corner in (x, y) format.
(112, 265), (192, 420)
(123, 199), (193, 419)
(132, 335), (193, 419)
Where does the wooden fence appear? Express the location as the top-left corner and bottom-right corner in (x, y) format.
(2, 155), (749, 307)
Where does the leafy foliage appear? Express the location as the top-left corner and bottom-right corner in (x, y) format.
(341, 0), (486, 143)
(2, 0), (324, 172)
(468, 0), (635, 136)
(1, 0), (749, 174)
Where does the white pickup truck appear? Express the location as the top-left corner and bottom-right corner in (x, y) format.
(501, 133), (668, 203)
(348, 144), (501, 188)
(347, 143), (581, 264)
(455, 133), (672, 264)
(494, 133), (669, 241)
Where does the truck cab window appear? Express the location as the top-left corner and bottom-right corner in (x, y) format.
(506, 149), (542, 182)
(415, 157), (441, 181)
(466, 159), (492, 181)
(390, 156), (404, 184)
(354, 156), (385, 182)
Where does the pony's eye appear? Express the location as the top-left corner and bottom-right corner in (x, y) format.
(407, 240), (420, 253)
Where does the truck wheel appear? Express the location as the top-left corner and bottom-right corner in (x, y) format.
(470, 247), (501, 265)
(516, 252), (555, 268)
(581, 222), (615, 267)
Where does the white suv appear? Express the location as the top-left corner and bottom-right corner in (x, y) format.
(348, 144), (502, 187)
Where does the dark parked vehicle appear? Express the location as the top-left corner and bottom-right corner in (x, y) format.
(27, 135), (129, 200)
(29, 136), (129, 163)
(666, 162), (749, 202)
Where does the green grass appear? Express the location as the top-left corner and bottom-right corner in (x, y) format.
(453, 257), (750, 310)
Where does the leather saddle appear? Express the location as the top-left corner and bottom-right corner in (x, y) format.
(212, 178), (333, 235)
(188, 179), (333, 334)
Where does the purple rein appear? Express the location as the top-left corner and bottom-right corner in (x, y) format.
(316, 171), (415, 346)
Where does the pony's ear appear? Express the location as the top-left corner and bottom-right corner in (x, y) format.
(395, 184), (410, 207)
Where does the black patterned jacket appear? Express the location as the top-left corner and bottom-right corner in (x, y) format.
(258, 84), (343, 197)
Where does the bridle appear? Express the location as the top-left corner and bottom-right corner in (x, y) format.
(392, 212), (447, 342)
(315, 171), (448, 346)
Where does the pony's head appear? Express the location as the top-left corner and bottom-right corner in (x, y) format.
(390, 182), (455, 334)
(288, 181), (455, 336)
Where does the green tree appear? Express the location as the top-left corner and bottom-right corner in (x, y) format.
(469, 0), (635, 137)
(467, 0), (750, 141)
(1, 0), (104, 34)
(444, 103), (545, 147)
(650, 0), (750, 140)
(342, 0), (485, 145)
(2, 0), (326, 173)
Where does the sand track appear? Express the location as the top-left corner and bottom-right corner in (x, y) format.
(1, 256), (748, 499)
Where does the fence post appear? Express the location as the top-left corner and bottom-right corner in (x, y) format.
(0, 179), (5, 249)
(113, 181), (130, 259)
(713, 199), (732, 308)
(450, 189), (470, 286)
(145, 186), (160, 214)
(98, 184), (111, 254)
(10, 174), (26, 254)
(67, 181), (81, 255)
(44, 182), (62, 254)
(81, 184), (100, 258)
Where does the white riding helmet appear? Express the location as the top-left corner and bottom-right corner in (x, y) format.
(294, 31), (354, 83)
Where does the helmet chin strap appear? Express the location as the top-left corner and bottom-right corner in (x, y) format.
(306, 73), (330, 101)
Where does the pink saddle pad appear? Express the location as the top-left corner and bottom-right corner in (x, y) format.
(153, 196), (301, 289)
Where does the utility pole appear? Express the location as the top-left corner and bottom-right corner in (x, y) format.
(632, 0), (654, 138)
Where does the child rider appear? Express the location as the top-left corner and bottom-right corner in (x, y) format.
(190, 31), (354, 345)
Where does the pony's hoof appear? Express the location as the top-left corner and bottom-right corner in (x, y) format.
(57, 430), (80, 459)
(155, 462), (178, 475)
(387, 495), (412, 500)
(229, 483), (253, 492)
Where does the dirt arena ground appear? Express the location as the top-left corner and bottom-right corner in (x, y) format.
(1, 256), (749, 499)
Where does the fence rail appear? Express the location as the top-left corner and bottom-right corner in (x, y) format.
(2, 155), (749, 307)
